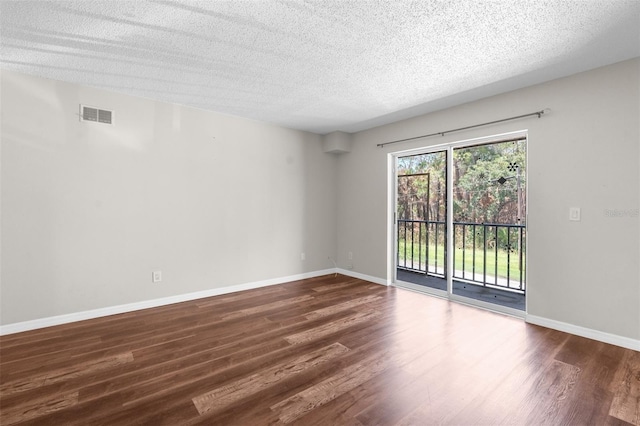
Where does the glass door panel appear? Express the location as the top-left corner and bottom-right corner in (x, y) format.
(451, 139), (526, 310)
(396, 150), (447, 291)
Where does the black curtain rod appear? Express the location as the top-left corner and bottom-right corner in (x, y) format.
(377, 109), (549, 148)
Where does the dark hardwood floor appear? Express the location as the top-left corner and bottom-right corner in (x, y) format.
(1, 274), (638, 425)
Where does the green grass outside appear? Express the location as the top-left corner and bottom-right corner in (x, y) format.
(397, 240), (525, 281)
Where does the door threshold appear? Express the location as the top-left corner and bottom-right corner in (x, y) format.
(393, 280), (526, 319)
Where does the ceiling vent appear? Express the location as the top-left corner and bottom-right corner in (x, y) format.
(80, 104), (113, 124)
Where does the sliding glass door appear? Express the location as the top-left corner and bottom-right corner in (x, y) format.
(394, 133), (527, 314)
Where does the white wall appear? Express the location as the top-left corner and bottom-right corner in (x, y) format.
(337, 59), (640, 341)
(0, 69), (337, 325)
(2, 60), (639, 344)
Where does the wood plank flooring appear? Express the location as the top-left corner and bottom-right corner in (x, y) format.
(1, 274), (638, 425)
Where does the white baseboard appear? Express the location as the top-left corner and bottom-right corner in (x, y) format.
(0, 269), (336, 336)
(5, 270), (636, 353)
(526, 314), (640, 351)
(336, 268), (388, 286)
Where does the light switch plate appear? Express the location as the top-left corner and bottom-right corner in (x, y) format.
(569, 207), (581, 221)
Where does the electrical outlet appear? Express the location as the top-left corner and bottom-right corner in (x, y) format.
(152, 271), (162, 283)
(569, 207), (581, 221)
(348, 251), (353, 260)
(301, 252), (306, 261)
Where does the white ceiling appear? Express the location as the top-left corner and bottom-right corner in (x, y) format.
(1, 1), (639, 134)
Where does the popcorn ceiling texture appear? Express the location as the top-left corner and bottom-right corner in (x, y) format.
(0, 0), (638, 134)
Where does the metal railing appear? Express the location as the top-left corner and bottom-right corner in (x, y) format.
(397, 219), (446, 277)
(397, 220), (526, 293)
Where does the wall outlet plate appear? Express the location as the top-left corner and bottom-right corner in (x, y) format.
(152, 271), (162, 283)
(569, 207), (581, 221)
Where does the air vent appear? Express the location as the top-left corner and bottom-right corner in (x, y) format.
(80, 104), (113, 125)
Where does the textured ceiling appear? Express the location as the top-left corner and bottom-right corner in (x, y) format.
(1, 1), (639, 134)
